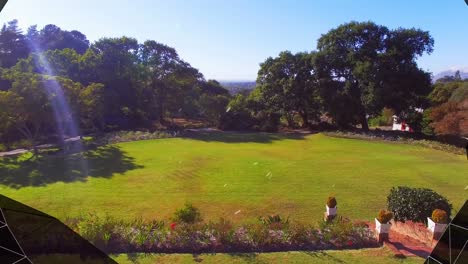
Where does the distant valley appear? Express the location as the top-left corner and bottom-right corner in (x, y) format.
(220, 81), (256, 94)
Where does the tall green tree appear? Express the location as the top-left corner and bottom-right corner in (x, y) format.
(0, 20), (28, 68)
(429, 81), (465, 105)
(256, 51), (320, 127)
(26, 24), (89, 54)
(0, 71), (54, 147)
(0, 69), (104, 144)
(91, 37), (142, 129)
(140, 40), (202, 122)
(316, 21), (433, 130)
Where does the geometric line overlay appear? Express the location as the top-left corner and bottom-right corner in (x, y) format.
(0, 194), (117, 264)
(0, 208), (32, 264)
(425, 200), (468, 264)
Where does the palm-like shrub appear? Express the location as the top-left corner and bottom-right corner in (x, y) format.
(259, 214), (289, 230)
(377, 209), (393, 224)
(173, 203), (202, 224)
(327, 196), (337, 208)
(431, 209), (449, 224)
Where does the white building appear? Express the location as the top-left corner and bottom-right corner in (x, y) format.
(392, 115), (412, 132)
(391, 108), (423, 132)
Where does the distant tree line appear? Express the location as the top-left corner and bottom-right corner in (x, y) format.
(0, 20), (230, 146)
(0, 20), (466, 148)
(425, 71), (468, 136)
(223, 21), (466, 137)
(220, 81), (256, 95)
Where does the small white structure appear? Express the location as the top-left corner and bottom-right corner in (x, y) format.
(375, 218), (391, 242)
(427, 217), (448, 234)
(375, 218), (391, 234)
(392, 115), (412, 132)
(326, 205), (337, 216)
(324, 205), (337, 221)
(392, 108), (423, 132)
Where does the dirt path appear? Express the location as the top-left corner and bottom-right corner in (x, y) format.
(369, 221), (434, 258)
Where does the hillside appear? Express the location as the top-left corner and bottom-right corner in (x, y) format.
(434, 69), (468, 81)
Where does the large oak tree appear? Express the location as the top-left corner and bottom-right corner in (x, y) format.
(315, 21), (433, 130)
(256, 51), (321, 127)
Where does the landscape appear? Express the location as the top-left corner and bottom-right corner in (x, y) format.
(0, 1), (467, 263)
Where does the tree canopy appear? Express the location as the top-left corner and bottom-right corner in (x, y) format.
(0, 20), (230, 146)
(314, 21), (433, 130)
(1, 19), (466, 145)
(255, 51), (320, 127)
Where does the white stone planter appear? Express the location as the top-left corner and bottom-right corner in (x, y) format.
(427, 217), (447, 234)
(326, 205), (337, 216)
(375, 218), (391, 234)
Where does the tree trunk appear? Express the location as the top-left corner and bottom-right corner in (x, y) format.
(285, 112), (295, 128)
(300, 111), (309, 128)
(157, 104), (164, 124)
(360, 113), (369, 131)
(156, 83), (167, 124)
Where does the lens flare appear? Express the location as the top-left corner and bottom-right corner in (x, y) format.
(27, 40), (89, 176)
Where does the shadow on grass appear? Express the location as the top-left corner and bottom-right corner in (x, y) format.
(183, 131), (308, 143)
(126, 252), (140, 263)
(0, 145), (143, 189)
(303, 251), (345, 263)
(226, 253), (267, 264)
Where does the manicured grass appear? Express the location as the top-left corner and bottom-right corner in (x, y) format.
(0, 132), (466, 224)
(110, 248), (421, 264)
(30, 248), (421, 263)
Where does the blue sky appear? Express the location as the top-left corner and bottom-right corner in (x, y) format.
(1, 0), (467, 80)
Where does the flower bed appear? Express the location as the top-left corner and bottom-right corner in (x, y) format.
(66, 214), (379, 254)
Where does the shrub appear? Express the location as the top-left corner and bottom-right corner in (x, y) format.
(376, 209), (393, 224)
(318, 216), (359, 245)
(73, 213), (117, 247)
(253, 111), (280, 132)
(93, 130), (174, 145)
(369, 108), (395, 127)
(10, 139), (34, 150)
(209, 218), (235, 244)
(259, 214), (289, 230)
(327, 196), (337, 208)
(387, 186), (452, 223)
(218, 111), (256, 131)
(289, 222), (312, 245)
(431, 209), (449, 224)
(173, 203), (202, 224)
(218, 94), (256, 131)
(421, 109), (434, 136)
(429, 99), (468, 136)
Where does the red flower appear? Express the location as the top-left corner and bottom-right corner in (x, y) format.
(170, 222), (177, 230)
(347, 240), (353, 246)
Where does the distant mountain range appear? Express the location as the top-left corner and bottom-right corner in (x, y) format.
(433, 70), (468, 81)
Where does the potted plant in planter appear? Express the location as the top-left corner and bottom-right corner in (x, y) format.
(324, 196), (337, 221)
(427, 209), (449, 239)
(375, 209), (393, 242)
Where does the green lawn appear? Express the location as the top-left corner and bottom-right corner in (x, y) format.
(110, 248), (421, 264)
(31, 248), (421, 264)
(0, 132), (466, 224)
